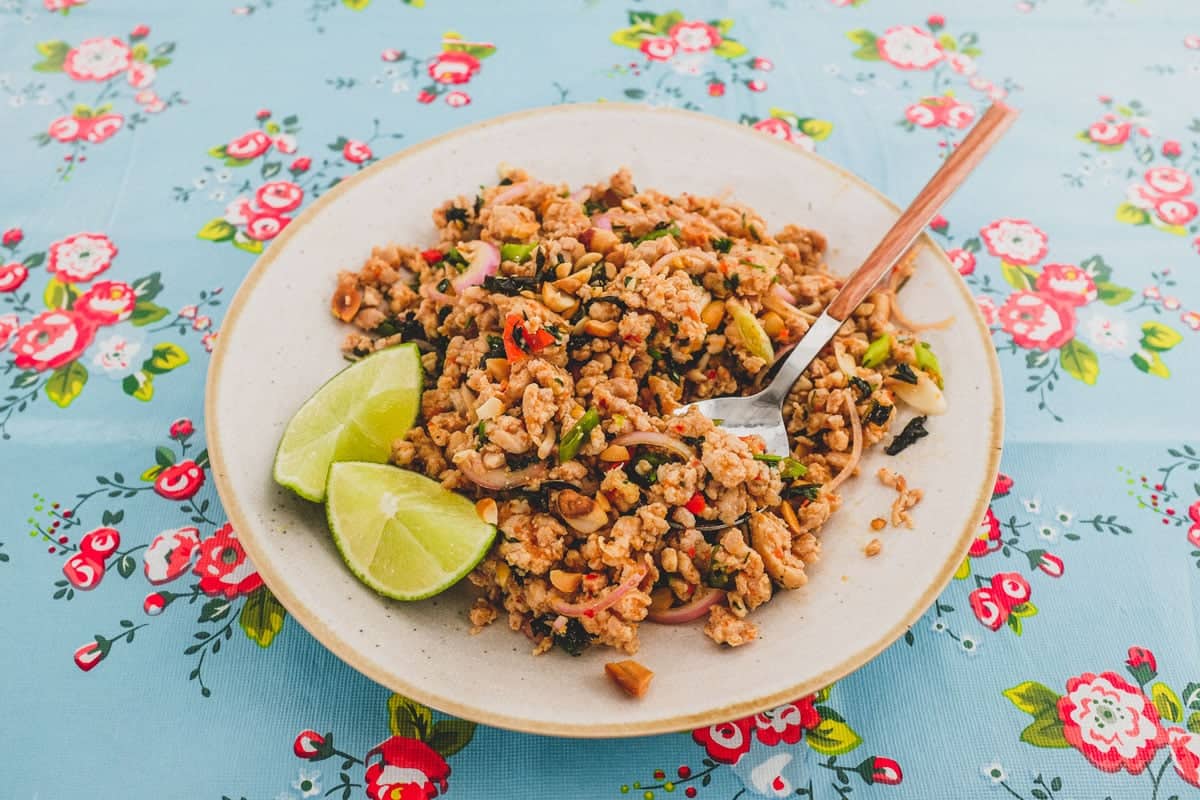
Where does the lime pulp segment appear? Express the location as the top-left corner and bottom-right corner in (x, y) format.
(325, 462), (497, 600)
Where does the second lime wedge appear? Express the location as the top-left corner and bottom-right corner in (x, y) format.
(325, 462), (496, 600)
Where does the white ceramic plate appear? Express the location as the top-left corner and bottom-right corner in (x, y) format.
(207, 104), (1002, 737)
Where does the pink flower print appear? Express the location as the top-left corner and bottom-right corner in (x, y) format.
(1145, 166), (1193, 197)
(1154, 197), (1198, 226)
(997, 291), (1076, 351)
(753, 118), (795, 143)
(1168, 727), (1200, 788)
(445, 91), (470, 108)
(126, 61), (155, 89)
(48, 116), (85, 143)
(255, 181), (304, 214)
(946, 247), (975, 275)
(979, 219), (1048, 266)
(63, 37), (131, 82)
(975, 295), (998, 326)
(944, 102), (976, 129)
(640, 37), (677, 62)
(905, 102), (941, 128)
(226, 130), (272, 160)
(343, 139), (373, 164)
(1181, 311), (1200, 332)
(876, 25), (943, 70)
(669, 21), (722, 53)
(0, 314), (19, 351)
(47, 232), (117, 282)
(1088, 121), (1132, 146)
(84, 114), (124, 145)
(1035, 263), (1097, 307)
(1058, 671), (1167, 775)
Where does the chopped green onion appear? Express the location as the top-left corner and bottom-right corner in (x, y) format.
(781, 458), (808, 480)
(500, 242), (538, 264)
(861, 334), (892, 368)
(915, 342), (943, 388)
(753, 454), (783, 464)
(558, 408), (600, 462)
(634, 223), (681, 245)
(445, 248), (469, 271)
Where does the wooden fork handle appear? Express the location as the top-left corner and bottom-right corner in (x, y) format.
(826, 102), (1019, 322)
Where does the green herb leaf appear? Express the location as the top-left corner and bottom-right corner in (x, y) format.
(711, 237), (733, 254)
(885, 416), (928, 456)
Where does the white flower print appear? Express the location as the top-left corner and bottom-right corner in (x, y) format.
(92, 334), (142, 375)
(1055, 508), (1074, 525)
(292, 769), (321, 798)
(930, 619), (948, 634)
(1037, 523), (1058, 542)
(1022, 497), (1041, 514)
(959, 635), (980, 655)
(1084, 314), (1132, 354)
(980, 762), (1006, 783)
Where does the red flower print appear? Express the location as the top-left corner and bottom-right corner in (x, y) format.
(48, 116), (85, 143)
(143, 592), (166, 615)
(294, 730), (328, 759)
(154, 461), (205, 501)
(905, 102), (941, 128)
(1168, 728), (1200, 788)
(991, 572), (1031, 606)
(979, 219), (1048, 266)
(143, 526), (200, 584)
(997, 291), (1076, 351)
(445, 91), (470, 108)
(1, 228), (22, 247)
(131, 24), (150, 38)
(80, 527), (120, 559)
(382, 49), (403, 62)
(427, 51), (481, 84)
(0, 263), (28, 292)
(417, 90), (436, 104)
(255, 181), (304, 214)
(746, 79), (767, 92)
(343, 139), (373, 164)
(127, 61), (155, 89)
(1058, 671), (1166, 774)
(1144, 166), (1193, 197)
(1162, 140), (1182, 158)
(1188, 501), (1200, 547)
(753, 697), (820, 746)
(0, 314), (18, 351)
(1154, 197), (1198, 227)
(707, 81), (725, 97)
(244, 212), (290, 241)
(927, 13), (946, 27)
(193, 523), (263, 598)
(968, 586), (1006, 630)
(944, 102), (975, 129)
(170, 418), (194, 438)
(669, 21), (722, 53)
(1126, 646), (1157, 674)
(73, 640), (105, 672)
(84, 113), (124, 145)
(226, 130), (273, 160)
(946, 248), (975, 275)
(45, 0), (88, 10)
(1088, 121), (1131, 146)
(1036, 552), (1064, 578)
(291, 156), (312, 173)
(929, 214), (948, 232)
(869, 756), (903, 785)
(969, 507), (1002, 557)
(47, 232), (117, 282)
(1035, 263), (1097, 307)
(1187, 35), (1200, 50)
(876, 25), (943, 70)
(753, 118), (795, 143)
(365, 736), (451, 800)
(62, 552), (105, 589)
(692, 716), (754, 765)
(640, 37), (677, 61)
(10, 310), (96, 371)
(75, 280), (137, 325)
(1183, 311), (1200, 334)
(64, 37), (131, 82)
(752, 56), (774, 71)
(256, 108), (271, 120)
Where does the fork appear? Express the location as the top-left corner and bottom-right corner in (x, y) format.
(681, 103), (1019, 456)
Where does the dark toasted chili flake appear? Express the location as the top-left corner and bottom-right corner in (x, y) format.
(436, 278), (451, 293)
(724, 274), (741, 293)
(482, 275), (538, 295)
(849, 376), (873, 399)
(892, 362), (919, 384)
(445, 206), (470, 225)
(865, 401), (894, 427)
(885, 416), (929, 456)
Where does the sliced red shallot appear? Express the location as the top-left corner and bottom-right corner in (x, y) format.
(824, 392), (863, 495)
(452, 241), (499, 293)
(551, 568), (646, 618)
(493, 181), (538, 206)
(592, 213), (612, 231)
(457, 457), (547, 490)
(611, 431), (695, 461)
(771, 284), (797, 304)
(645, 588), (726, 624)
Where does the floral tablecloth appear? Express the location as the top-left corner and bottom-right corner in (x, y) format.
(3, 0), (1200, 798)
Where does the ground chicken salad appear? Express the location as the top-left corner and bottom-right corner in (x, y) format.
(318, 167), (945, 670)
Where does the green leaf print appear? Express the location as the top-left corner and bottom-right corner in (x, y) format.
(44, 362), (88, 408)
(999, 261), (1039, 291)
(1140, 321), (1183, 352)
(846, 29), (881, 61)
(1019, 712), (1070, 749)
(342, 0), (371, 9)
(805, 717), (862, 755)
(713, 39), (748, 59)
(1003, 681), (1061, 716)
(627, 11), (657, 26)
(43, 278), (80, 310)
(130, 300), (170, 327)
(653, 12), (684, 32)
(33, 40), (69, 73)
(426, 719), (477, 757)
(1079, 254), (1111, 282)
(1130, 350), (1169, 378)
(1151, 682), (1183, 723)
(798, 119), (834, 141)
(122, 371), (154, 401)
(1095, 281), (1133, 305)
(239, 588), (286, 647)
(143, 343), (189, 375)
(130, 272), (164, 301)
(389, 694), (434, 740)
(197, 219), (237, 243)
(1188, 712), (1200, 734)
(1058, 340), (1099, 385)
(1115, 202), (1151, 226)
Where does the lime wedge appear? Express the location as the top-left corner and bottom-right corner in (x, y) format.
(273, 344), (422, 502)
(325, 462), (496, 600)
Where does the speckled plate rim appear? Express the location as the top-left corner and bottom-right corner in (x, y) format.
(206, 102), (1004, 738)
